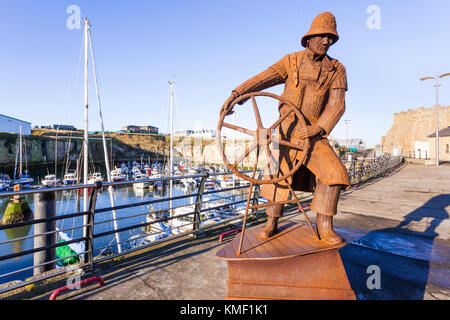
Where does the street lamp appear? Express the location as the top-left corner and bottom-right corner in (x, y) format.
(420, 73), (450, 166)
(344, 119), (351, 142)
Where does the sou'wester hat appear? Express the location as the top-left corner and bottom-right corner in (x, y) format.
(301, 12), (339, 48)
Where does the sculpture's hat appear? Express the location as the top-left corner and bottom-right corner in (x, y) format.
(301, 12), (339, 47)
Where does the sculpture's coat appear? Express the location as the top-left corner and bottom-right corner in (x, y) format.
(232, 49), (350, 204)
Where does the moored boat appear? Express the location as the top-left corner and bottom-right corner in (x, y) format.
(42, 174), (60, 187)
(133, 172), (150, 189)
(13, 173), (34, 186)
(111, 169), (126, 182)
(63, 172), (78, 185)
(87, 172), (103, 184)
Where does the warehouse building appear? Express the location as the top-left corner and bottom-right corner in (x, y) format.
(0, 114), (31, 135)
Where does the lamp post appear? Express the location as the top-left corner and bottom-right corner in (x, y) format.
(344, 119), (351, 146)
(420, 73), (450, 166)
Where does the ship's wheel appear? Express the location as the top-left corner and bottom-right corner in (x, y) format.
(216, 92), (319, 253)
(216, 92), (310, 184)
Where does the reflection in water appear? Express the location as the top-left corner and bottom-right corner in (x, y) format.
(3, 225), (32, 257)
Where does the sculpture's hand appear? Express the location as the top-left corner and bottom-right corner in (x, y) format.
(220, 91), (240, 117)
(297, 125), (323, 139)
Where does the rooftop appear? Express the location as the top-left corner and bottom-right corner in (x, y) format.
(0, 114), (31, 124)
(427, 126), (450, 138)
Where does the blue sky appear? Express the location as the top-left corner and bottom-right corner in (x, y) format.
(0, 0), (450, 147)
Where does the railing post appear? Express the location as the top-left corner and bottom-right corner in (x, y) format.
(33, 191), (56, 276)
(193, 172), (208, 237)
(348, 160), (355, 184)
(251, 171), (262, 214)
(384, 156), (390, 173)
(378, 157), (382, 175)
(85, 181), (101, 268)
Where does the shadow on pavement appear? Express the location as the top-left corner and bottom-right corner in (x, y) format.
(340, 194), (450, 299)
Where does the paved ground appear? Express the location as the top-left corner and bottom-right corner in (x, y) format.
(336, 164), (450, 240)
(2, 164), (449, 300)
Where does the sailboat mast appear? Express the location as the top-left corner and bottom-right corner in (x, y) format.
(232, 113), (235, 188)
(13, 135), (18, 180)
(169, 81), (174, 213)
(54, 134), (58, 179)
(19, 124), (23, 177)
(83, 18), (89, 223)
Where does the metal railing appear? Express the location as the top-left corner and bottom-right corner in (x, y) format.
(405, 150), (430, 160)
(0, 170), (264, 294)
(345, 155), (403, 185)
(0, 154), (403, 294)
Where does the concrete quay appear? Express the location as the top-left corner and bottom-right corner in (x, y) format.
(2, 164), (449, 300)
(336, 164), (450, 240)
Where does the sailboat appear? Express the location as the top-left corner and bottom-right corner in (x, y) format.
(135, 82), (177, 245)
(42, 126), (63, 188)
(85, 18), (122, 253)
(13, 125), (34, 186)
(59, 132), (75, 186)
(56, 19), (123, 266)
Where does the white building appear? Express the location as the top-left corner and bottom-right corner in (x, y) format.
(173, 129), (194, 136)
(190, 129), (216, 138)
(173, 129), (216, 138)
(334, 138), (367, 151)
(0, 114), (31, 135)
(413, 140), (430, 159)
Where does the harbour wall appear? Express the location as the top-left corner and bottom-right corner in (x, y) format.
(0, 130), (262, 179)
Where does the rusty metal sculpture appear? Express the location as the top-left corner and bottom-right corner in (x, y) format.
(218, 11), (350, 245)
(216, 12), (356, 300)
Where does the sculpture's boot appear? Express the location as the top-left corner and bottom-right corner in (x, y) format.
(258, 204), (282, 241)
(316, 213), (343, 245)
(258, 216), (279, 241)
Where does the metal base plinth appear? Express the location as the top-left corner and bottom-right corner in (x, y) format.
(216, 222), (356, 300)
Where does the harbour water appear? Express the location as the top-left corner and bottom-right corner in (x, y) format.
(0, 183), (247, 285)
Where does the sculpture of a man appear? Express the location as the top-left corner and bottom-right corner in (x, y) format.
(221, 12), (350, 244)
